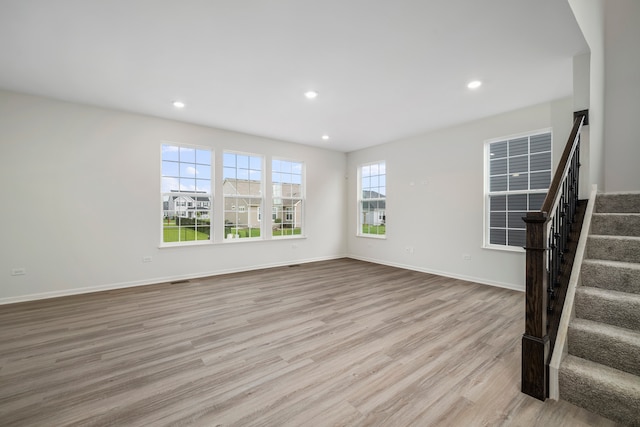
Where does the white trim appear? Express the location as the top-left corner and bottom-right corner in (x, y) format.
(548, 184), (597, 401)
(347, 255), (524, 292)
(0, 254), (341, 306)
(357, 160), (387, 238)
(484, 129), (552, 249)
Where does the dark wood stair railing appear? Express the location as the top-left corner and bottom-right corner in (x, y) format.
(521, 111), (588, 400)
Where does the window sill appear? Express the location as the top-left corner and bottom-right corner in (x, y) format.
(159, 240), (214, 248)
(356, 234), (387, 240)
(483, 244), (525, 253)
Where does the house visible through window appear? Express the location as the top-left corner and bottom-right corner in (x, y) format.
(358, 161), (386, 237)
(485, 131), (552, 249)
(223, 152), (263, 239)
(161, 143), (212, 244)
(272, 159), (304, 237)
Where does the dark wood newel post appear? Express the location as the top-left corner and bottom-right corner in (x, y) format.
(522, 211), (549, 400)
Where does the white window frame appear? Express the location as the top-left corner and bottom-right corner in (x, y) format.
(223, 151), (264, 240)
(484, 129), (552, 251)
(271, 158), (305, 238)
(160, 142), (213, 246)
(358, 160), (386, 238)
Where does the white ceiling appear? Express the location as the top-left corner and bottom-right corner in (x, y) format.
(0, 0), (587, 152)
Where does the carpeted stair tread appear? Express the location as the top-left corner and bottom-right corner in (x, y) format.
(587, 235), (640, 264)
(559, 355), (640, 426)
(591, 213), (640, 237)
(596, 192), (640, 213)
(574, 286), (640, 330)
(568, 318), (640, 376)
(581, 259), (640, 294)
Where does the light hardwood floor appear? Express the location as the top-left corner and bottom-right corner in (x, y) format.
(0, 258), (620, 426)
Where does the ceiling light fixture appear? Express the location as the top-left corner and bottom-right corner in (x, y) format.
(304, 91), (318, 99)
(321, 135), (330, 140)
(173, 101), (185, 108)
(467, 80), (482, 89)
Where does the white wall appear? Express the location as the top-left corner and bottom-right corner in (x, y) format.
(346, 98), (574, 291)
(569, 0), (605, 193)
(603, 0), (640, 192)
(0, 90), (347, 303)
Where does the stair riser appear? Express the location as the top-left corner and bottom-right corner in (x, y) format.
(581, 262), (640, 294)
(596, 194), (640, 213)
(568, 327), (640, 376)
(574, 290), (640, 331)
(591, 214), (640, 237)
(559, 368), (640, 426)
(587, 236), (640, 264)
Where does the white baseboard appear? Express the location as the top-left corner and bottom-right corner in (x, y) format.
(347, 255), (524, 292)
(0, 255), (346, 305)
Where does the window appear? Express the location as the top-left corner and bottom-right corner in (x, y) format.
(272, 159), (304, 237)
(358, 161), (386, 237)
(485, 131), (552, 249)
(161, 143), (212, 244)
(223, 152), (263, 239)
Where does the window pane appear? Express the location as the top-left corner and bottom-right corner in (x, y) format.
(162, 161), (179, 177)
(490, 229), (507, 245)
(490, 158), (507, 175)
(162, 144), (179, 161)
(223, 152), (236, 167)
(508, 173), (528, 191)
(180, 163), (196, 178)
(490, 195), (506, 211)
(180, 147), (195, 163)
(196, 179), (211, 193)
(196, 149), (211, 165)
(196, 164), (211, 180)
(530, 172), (551, 190)
(507, 194), (527, 210)
(223, 167), (236, 180)
(529, 193), (546, 210)
(508, 211), (526, 229)
(489, 141), (507, 159)
(249, 156), (261, 170)
(162, 177), (179, 192)
(490, 176), (507, 192)
(509, 156), (528, 174)
(490, 212), (506, 227)
(180, 178), (195, 191)
(237, 155), (249, 169)
(509, 138), (528, 156)
(508, 229), (526, 247)
(530, 152), (551, 172)
(530, 133), (551, 153)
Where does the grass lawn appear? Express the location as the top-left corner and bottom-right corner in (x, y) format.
(362, 224), (386, 235)
(163, 226), (210, 242)
(226, 228), (261, 238)
(272, 227), (302, 236)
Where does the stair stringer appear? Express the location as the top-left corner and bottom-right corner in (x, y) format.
(548, 185), (598, 400)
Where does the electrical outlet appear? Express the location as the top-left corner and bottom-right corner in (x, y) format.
(405, 246), (414, 254)
(11, 268), (26, 276)
(291, 244), (299, 249)
(463, 254), (471, 261)
(142, 256), (152, 263)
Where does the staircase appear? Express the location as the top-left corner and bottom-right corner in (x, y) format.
(559, 193), (640, 426)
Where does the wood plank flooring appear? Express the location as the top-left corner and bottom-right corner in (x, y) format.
(0, 258), (620, 426)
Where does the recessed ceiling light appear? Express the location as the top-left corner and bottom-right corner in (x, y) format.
(173, 101), (185, 108)
(321, 135), (330, 140)
(305, 91), (318, 99)
(467, 80), (482, 89)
